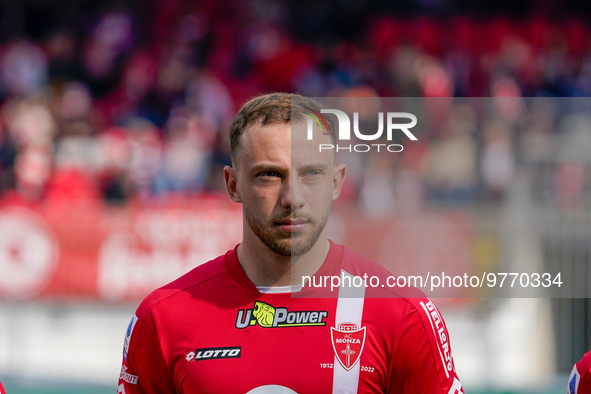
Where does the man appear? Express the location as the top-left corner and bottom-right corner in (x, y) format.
(568, 351), (591, 394)
(118, 93), (464, 393)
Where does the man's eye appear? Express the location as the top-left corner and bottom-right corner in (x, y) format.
(306, 170), (321, 176)
(260, 171), (280, 177)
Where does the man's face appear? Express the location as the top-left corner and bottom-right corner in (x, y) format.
(226, 120), (345, 256)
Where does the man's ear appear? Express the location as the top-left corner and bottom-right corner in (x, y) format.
(332, 164), (346, 200)
(224, 166), (241, 203)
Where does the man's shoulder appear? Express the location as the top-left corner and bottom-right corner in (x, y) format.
(338, 244), (404, 278)
(336, 244), (428, 300)
(135, 250), (231, 317)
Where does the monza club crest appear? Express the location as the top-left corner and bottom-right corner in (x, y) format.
(330, 323), (366, 371)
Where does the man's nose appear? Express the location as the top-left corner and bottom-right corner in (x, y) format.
(280, 176), (305, 210)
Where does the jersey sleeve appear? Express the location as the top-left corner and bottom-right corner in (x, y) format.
(389, 298), (464, 393)
(118, 308), (177, 393)
(568, 351), (591, 394)
(0, 379), (6, 394)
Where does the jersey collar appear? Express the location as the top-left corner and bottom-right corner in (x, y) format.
(225, 240), (343, 294)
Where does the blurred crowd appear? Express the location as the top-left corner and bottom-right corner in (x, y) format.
(1, 0), (591, 211)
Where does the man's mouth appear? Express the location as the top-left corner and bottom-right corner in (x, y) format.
(275, 219), (309, 232)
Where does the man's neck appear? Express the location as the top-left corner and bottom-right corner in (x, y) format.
(236, 235), (330, 288)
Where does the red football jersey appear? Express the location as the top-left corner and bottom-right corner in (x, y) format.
(568, 351), (591, 394)
(0, 380), (5, 394)
(118, 241), (464, 393)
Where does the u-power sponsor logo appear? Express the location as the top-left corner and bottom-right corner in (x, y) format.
(235, 301), (328, 329)
(305, 108), (417, 153)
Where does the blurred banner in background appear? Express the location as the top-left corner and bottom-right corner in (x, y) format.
(0, 198), (242, 302)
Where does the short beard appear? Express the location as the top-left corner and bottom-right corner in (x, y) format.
(244, 208), (329, 257)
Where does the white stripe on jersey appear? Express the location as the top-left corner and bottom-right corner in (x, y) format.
(419, 300), (450, 379)
(567, 364), (580, 394)
(332, 270), (366, 394)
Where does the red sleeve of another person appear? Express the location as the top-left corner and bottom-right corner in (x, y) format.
(389, 298), (464, 393)
(0, 379), (6, 394)
(569, 351), (591, 394)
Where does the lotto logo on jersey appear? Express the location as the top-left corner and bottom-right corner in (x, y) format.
(235, 301), (328, 329)
(186, 346), (241, 361)
(331, 323), (366, 371)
